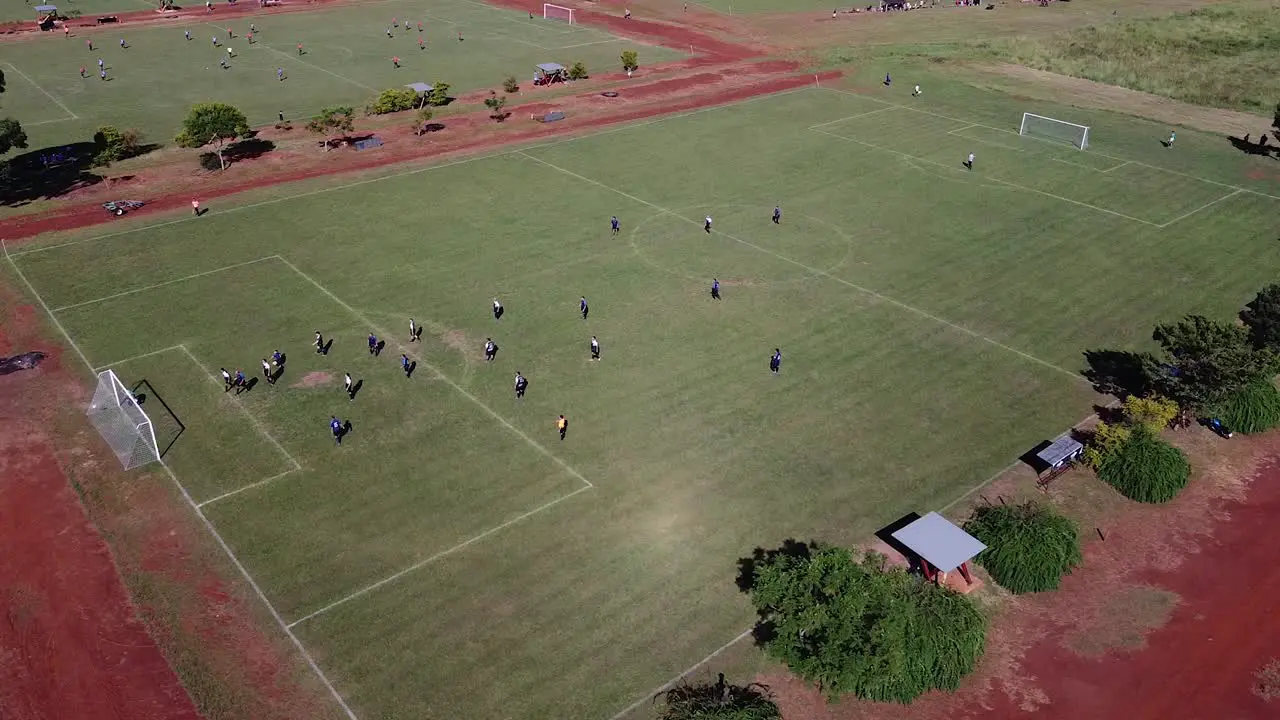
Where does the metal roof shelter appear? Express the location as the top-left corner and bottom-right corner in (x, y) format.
(535, 62), (566, 73)
(404, 82), (434, 94)
(1036, 433), (1083, 470)
(34, 5), (58, 12)
(891, 511), (986, 586)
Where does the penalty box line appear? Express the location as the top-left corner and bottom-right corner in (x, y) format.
(515, 151), (1086, 386)
(0, 240), (358, 720)
(49, 255), (281, 313)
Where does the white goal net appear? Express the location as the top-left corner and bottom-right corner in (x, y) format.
(87, 369), (160, 470)
(1019, 113), (1089, 149)
(543, 3), (574, 24)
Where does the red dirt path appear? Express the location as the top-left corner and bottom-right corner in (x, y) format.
(764, 430), (1280, 720)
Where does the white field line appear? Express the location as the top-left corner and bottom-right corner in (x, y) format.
(811, 127), (1158, 227)
(806, 104), (897, 130)
(51, 256), (280, 312)
(555, 38), (617, 49)
(3, 62), (78, 120)
(1052, 156), (1106, 173)
(950, 125), (1026, 153)
(179, 343), (304, 474)
(23, 116), (78, 128)
(817, 86), (1280, 202)
(7, 86), (814, 260)
(253, 39), (378, 92)
(275, 256), (593, 489)
(288, 484), (592, 627)
(1156, 189), (1243, 228)
(1100, 160), (1131, 174)
(92, 344), (186, 372)
(517, 151), (1086, 384)
(197, 467), (301, 508)
(0, 240), (357, 720)
(607, 629), (755, 720)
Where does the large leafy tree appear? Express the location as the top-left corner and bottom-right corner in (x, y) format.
(1241, 284), (1280, 352)
(744, 542), (986, 703)
(175, 102), (250, 170)
(305, 106), (355, 151)
(657, 676), (781, 720)
(0, 69), (27, 158)
(1151, 315), (1273, 414)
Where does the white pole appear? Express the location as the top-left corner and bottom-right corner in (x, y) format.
(814, 73), (820, 87)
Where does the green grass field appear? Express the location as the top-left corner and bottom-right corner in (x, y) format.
(0, 0), (152, 24)
(8, 71), (1280, 719)
(0, 0), (677, 148)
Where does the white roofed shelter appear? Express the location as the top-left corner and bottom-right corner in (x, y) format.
(891, 511), (986, 587)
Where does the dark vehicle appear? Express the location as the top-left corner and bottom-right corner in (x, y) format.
(103, 200), (145, 216)
(0, 352), (46, 375)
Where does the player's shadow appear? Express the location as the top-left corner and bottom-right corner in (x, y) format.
(374, 341), (386, 357)
(405, 361), (417, 379)
(1227, 135), (1277, 158)
(242, 377), (260, 393)
(413, 327), (424, 342)
(269, 366), (285, 384)
(1, 141), (104, 207)
(348, 379), (364, 400)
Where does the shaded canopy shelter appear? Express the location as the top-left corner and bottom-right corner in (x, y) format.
(891, 511), (986, 586)
(404, 82), (434, 108)
(534, 62), (567, 85)
(35, 5), (57, 24)
(1034, 432), (1083, 486)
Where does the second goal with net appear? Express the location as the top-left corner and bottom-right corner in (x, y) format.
(543, 3), (574, 23)
(1019, 113), (1089, 150)
(87, 369), (161, 470)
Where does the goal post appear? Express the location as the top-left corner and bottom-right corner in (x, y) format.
(1019, 113), (1090, 150)
(543, 3), (574, 24)
(87, 369), (161, 470)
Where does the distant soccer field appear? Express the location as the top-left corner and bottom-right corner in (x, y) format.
(9, 75), (1280, 719)
(0, 0), (678, 149)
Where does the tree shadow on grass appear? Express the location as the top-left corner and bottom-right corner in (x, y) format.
(1081, 348), (1156, 399)
(198, 138), (276, 170)
(1, 141), (102, 207)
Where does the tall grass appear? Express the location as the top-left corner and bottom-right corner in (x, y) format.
(988, 5), (1280, 112)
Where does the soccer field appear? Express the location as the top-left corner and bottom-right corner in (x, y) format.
(8, 76), (1279, 719)
(0, 0), (677, 149)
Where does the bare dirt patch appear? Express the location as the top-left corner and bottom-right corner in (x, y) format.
(292, 371), (334, 389)
(1062, 585), (1179, 657)
(973, 64), (1271, 137)
(1253, 658), (1280, 703)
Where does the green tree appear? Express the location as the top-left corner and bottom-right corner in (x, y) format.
(657, 676), (781, 720)
(1080, 420), (1131, 470)
(568, 61), (589, 80)
(621, 50), (639, 72)
(425, 82), (451, 107)
(484, 91), (508, 122)
(1097, 424), (1190, 503)
(0, 117), (27, 157)
(1241, 284), (1280, 351)
(745, 542), (986, 703)
(1122, 395), (1180, 433)
(175, 102), (250, 170)
(92, 125), (143, 166)
(1151, 315), (1272, 414)
(367, 88), (417, 115)
(306, 106), (355, 151)
(502, 75), (520, 93)
(1273, 101), (1280, 133)
(963, 502), (1082, 594)
(413, 107), (434, 135)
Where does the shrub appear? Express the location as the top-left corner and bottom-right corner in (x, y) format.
(1213, 378), (1280, 434)
(413, 107), (434, 135)
(568, 61), (588, 80)
(92, 125), (126, 165)
(367, 88), (417, 115)
(1122, 394), (1180, 433)
(658, 678), (780, 720)
(621, 50), (639, 72)
(1080, 420), (1130, 470)
(502, 75), (520, 93)
(425, 82), (451, 107)
(746, 543), (986, 703)
(963, 502), (1082, 594)
(1097, 424), (1190, 503)
(483, 91), (508, 122)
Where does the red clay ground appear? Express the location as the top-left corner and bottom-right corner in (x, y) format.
(762, 428), (1280, 720)
(0, 289), (342, 720)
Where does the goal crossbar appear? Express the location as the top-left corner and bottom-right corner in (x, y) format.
(1019, 112), (1089, 150)
(542, 3), (574, 23)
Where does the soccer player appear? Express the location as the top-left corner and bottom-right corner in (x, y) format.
(314, 331), (325, 354)
(297, 42), (304, 55)
(100, 69), (107, 81)
(119, 38), (127, 49)
(409, 318), (417, 342)
(277, 67), (285, 81)
(772, 206), (781, 224)
(192, 199), (200, 215)
(185, 30), (191, 41)
(247, 32), (253, 44)
(514, 371), (527, 399)
(418, 37), (424, 50)
(226, 27), (233, 38)
(330, 416), (343, 444)
(704, 215), (713, 233)
(965, 152), (975, 170)
(79, 66), (86, 78)
(262, 359), (274, 384)
(401, 354), (412, 378)
(711, 278), (720, 300)
(457, 31), (463, 42)
(884, 72), (891, 86)
(770, 348), (781, 375)
(580, 296), (589, 320)
(205, 0), (212, 12)
(98, 57), (104, 70)
(367, 333), (378, 356)
(221, 367), (232, 391)
(227, 46), (235, 58)
(1167, 130), (1175, 148)
(212, 35), (219, 46)
(493, 298), (504, 320)
(418, 21), (423, 32)
(557, 414), (568, 440)
(387, 28), (393, 38)
(64, 25), (69, 38)
(250, 23), (257, 34)
(392, 56), (400, 68)
(344, 372), (353, 397)
(219, 57), (228, 69)
(624, 8), (631, 19)
(272, 350), (284, 366)
(611, 216), (620, 235)
(484, 338), (497, 361)
(234, 369), (247, 393)
(590, 335), (600, 360)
